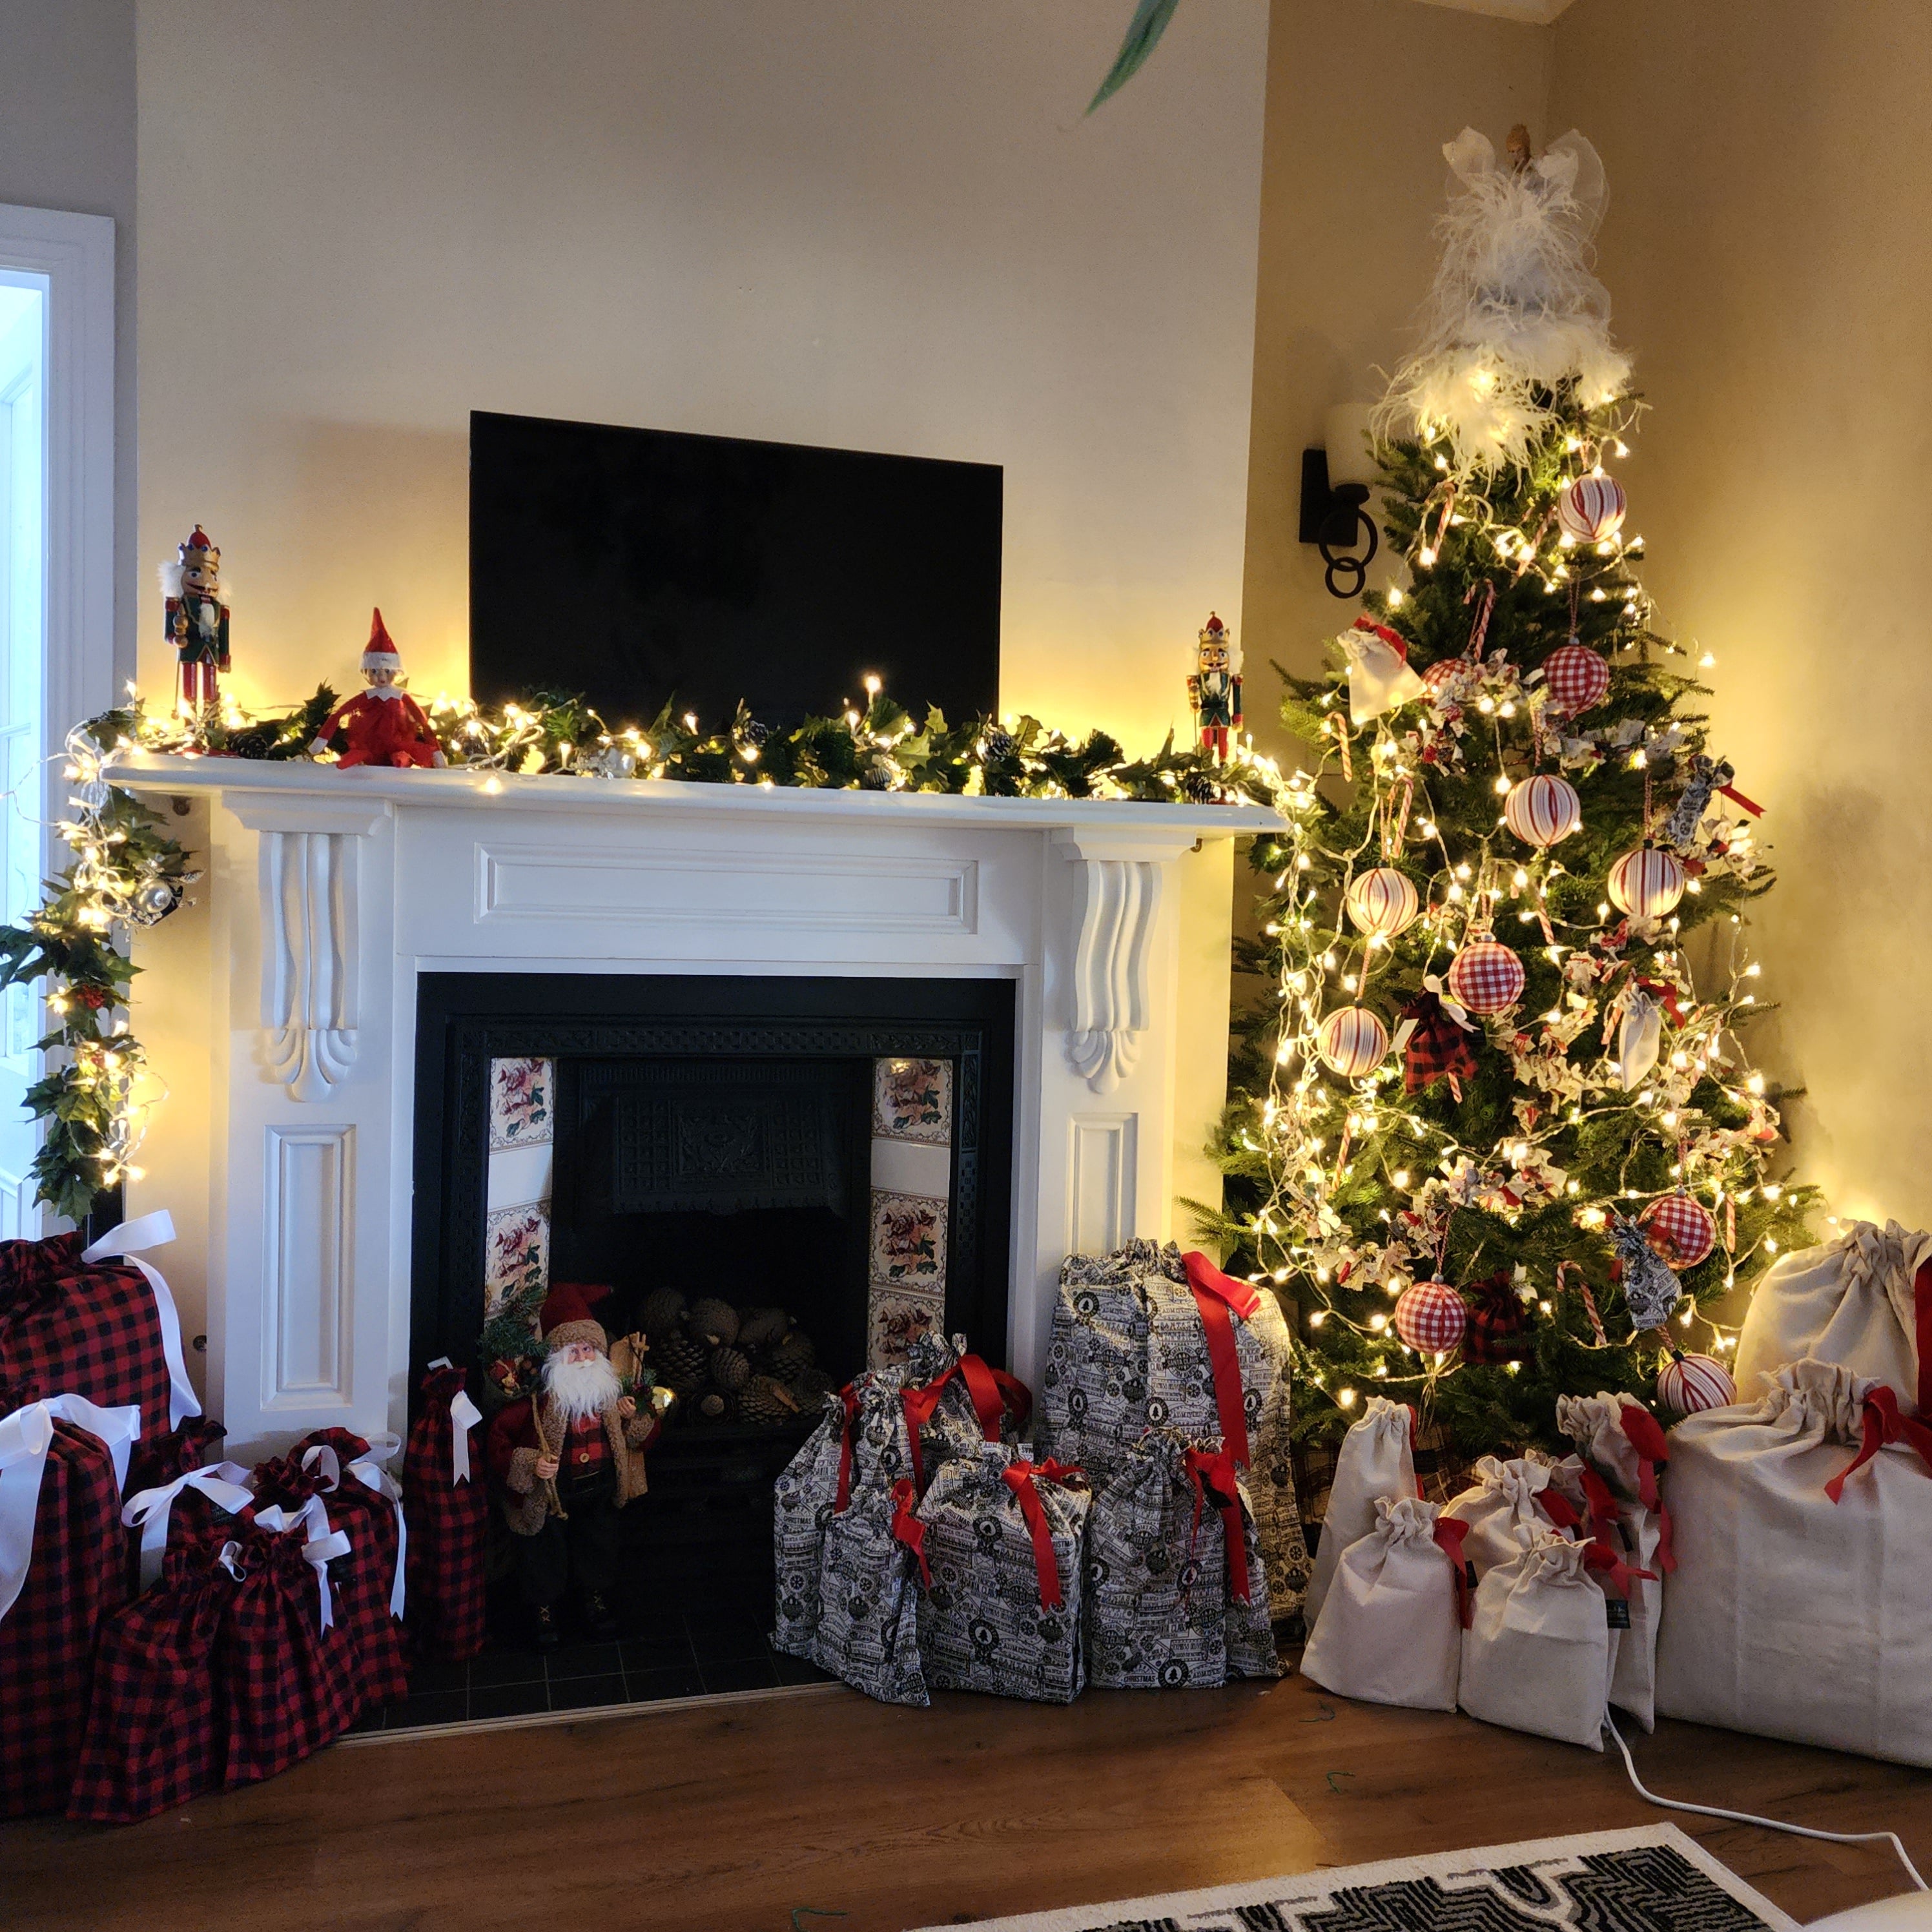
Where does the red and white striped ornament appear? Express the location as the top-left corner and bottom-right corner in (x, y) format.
(1395, 1279), (1468, 1353)
(1541, 642), (1611, 719)
(1608, 846), (1687, 920)
(1658, 1350), (1736, 1415)
(1503, 773), (1583, 848)
(1344, 867), (1421, 938)
(1641, 1192), (1718, 1269)
(1557, 473), (1628, 544)
(1447, 936), (1526, 1015)
(1316, 1005), (1390, 1078)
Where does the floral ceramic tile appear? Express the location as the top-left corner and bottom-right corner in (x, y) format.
(867, 1283), (945, 1371)
(869, 1189), (947, 1286)
(872, 1057), (952, 1145)
(484, 1201), (550, 1297)
(489, 1056), (555, 1150)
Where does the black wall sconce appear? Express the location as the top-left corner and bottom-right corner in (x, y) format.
(1299, 405), (1379, 599)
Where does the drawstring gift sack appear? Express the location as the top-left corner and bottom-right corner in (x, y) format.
(1301, 1495), (1471, 1713)
(1442, 1455), (1565, 1579)
(1303, 1396), (1417, 1630)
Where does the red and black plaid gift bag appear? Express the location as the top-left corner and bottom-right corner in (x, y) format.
(214, 1502), (362, 1787)
(255, 1427), (411, 1711)
(66, 1525), (237, 1824)
(0, 1217), (199, 1455)
(402, 1362), (488, 1664)
(125, 1415), (229, 1500)
(0, 1404), (129, 1816)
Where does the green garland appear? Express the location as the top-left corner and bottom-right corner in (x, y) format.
(0, 683), (1288, 1222)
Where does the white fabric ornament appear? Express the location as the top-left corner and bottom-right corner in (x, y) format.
(1301, 1495), (1463, 1713)
(1303, 1395), (1417, 1630)
(1342, 619), (1426, 725)
(1376, 128), (1632, 476)
(1615, 987), (1662, 1089)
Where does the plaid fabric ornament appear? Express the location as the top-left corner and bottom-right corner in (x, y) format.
(0, 1406), (129, 1817)
(1461, 1271), (1534, 1364)
(401, 1362), (489, 1664)
(1446, 937), (1526, 1016)
(1399, 989), (1481, 1099)
(1541, 641), (1610, 719)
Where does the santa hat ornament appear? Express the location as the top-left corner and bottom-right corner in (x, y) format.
(539, 1280), (611, 1355)
(361, 608), (404, 675)
(1342, 619), (1426, 725)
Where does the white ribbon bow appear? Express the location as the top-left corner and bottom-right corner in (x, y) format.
(81, 1209), (202, 1428)
(253, 1494), (352, 1631)
(304, 1435), (408, 1619)
(0, 1397), (144, 1623)
(121, 1461), (256, 1592)
(427, 1359), (481, 1486)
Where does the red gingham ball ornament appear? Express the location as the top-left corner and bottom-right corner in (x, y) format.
(1315, 1005), (1390, 1078)
(1658, 1350), (1737, 1415)
(1446, 936), (1525, 1015)
(1422, 659), (1464, 699)
(1640, 1191), (1718, 1268)
(1557, 472), (1628, 544)
(1503, 773), (1583, 848)
(1541, 642), (1611, 719)
(1344, 866), (1421, 939)
(1608, 845), (1687, 920)
(1395, 1279), (1468, 1353)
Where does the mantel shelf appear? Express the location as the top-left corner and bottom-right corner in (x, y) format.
(113, 752), (1279, 841)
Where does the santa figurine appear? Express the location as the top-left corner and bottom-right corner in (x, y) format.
(1187, 611), (1243, 761)
(487, 1282), (659, 1648)
(163, 524), (231, 717)
(310, 610), (447, 768)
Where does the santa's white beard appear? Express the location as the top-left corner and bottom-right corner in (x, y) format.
(542, 1349), (621, 1421)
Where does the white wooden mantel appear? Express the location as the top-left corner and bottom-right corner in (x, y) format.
(116, 755), (1275, 1457)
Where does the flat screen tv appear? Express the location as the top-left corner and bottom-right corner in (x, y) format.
(469, 411), (1002, 731)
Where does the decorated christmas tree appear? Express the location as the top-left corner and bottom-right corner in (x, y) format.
(1208, 125), (1815, 1457)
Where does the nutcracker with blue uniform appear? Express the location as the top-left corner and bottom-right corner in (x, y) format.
(1187, 611), (1242, 761)
(486, 1283), (659, 1647)
(163, 525), (230, 716)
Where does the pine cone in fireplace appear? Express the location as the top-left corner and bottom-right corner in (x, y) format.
(653, 1327), (709, 1395)
(788, 1365), (835, 1408)
(739, 1374), (801, 1426)
(639, 1288), (688, 1343)
(766, 1328), (816, 1377)
(697, 1390), (730, 1421)
(735, 1306), (788, 1350)
(709, 1344), (752, 1393)
(688, 1297), (741, 1348)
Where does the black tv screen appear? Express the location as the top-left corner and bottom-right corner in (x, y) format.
(469, 412), (1002, 731)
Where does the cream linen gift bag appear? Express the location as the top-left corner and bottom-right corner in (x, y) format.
(1300, 1495), (1470, 1712)
(1459, 1531), (1612, 1750)
(1302, 1396), (1416, 1630)
(1735, 1220), (1932, 1413)
(1654, 1357), (1932, 1767)
(1441, 1456), (1566, 1577)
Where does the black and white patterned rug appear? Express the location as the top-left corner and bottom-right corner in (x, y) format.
(910, 1825), (1797, 1932)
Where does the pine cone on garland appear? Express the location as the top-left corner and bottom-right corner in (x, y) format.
(653, 1328), (709, 1394)
(739, 1374), (801, 1426)
(688, 1297), (741, 1347)
(710, 1344), (752, 1393)
(639, 1288), (688, 1342)
(735, 1306), (789, 1350)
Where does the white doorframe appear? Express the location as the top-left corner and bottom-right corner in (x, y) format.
(0, 203), (116, 774)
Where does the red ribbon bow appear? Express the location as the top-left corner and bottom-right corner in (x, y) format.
(1826, 1384), (1932, 1503)
(1536, 1485), (1583, 1534)
(1181, 1251), (1260, 1470)
(1717, 783), (1763, 817)
(1582, 1539), (1659, 1599)
(1351, 617), (1410, 659)
(1617, 1403), (1676, 1573)
(1182, 1444), (1252, 1605)
(832, 1383), (863, 1513)
(901, 1353), (1033, 1493)
(1915, 1259), (1932, 1419)
(890, 1477), (932, 1587)
(1002, 1459), (1082, 1610)
(1430, 1514), (1475, 1628)
(1632, 975), (1685, 1025)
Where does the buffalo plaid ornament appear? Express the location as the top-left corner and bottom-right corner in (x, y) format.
(402, 1363), (489, 1664)
(1399, 990), (1480, 1100)
(67, 1534), (236, 1824)
(0, 1406), (128, 1817)
(1461, 1271), (1534, 1364)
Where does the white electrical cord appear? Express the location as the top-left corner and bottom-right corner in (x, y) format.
(1605, 1715), (1929, 1893)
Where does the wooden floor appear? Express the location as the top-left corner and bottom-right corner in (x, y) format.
(5, 1670), (1930, 1932)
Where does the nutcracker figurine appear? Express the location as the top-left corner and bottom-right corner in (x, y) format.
(1187, 611), (1242, 761)
(309, 609), (447, 769)
(163, 525), (231, 717)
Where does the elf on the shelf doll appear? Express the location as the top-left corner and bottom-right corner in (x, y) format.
(1187, 611), (1243, 762)
(487, 1283), (660, 1647)
(310, 610), (447, 768)
(163, 524), (231, 715)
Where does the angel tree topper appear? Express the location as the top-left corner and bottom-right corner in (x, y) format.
(163, 524), (231, 716)
(1188, 612), (1243, 761)
(310, 610), (447, 769)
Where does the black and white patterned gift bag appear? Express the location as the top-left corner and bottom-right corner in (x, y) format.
(914, 1443), (1091, 1705)
(1042, 1240), (1310, 1616)
(1085, 1429), (1279, 1690)
(772, 1386), (861, 1661)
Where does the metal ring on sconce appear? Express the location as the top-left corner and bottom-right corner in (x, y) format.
(1299, 447), (1381, 601)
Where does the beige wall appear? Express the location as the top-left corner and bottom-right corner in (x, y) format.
(136, 1), (1269, 750)
(1549, 0), (1932, 1226)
